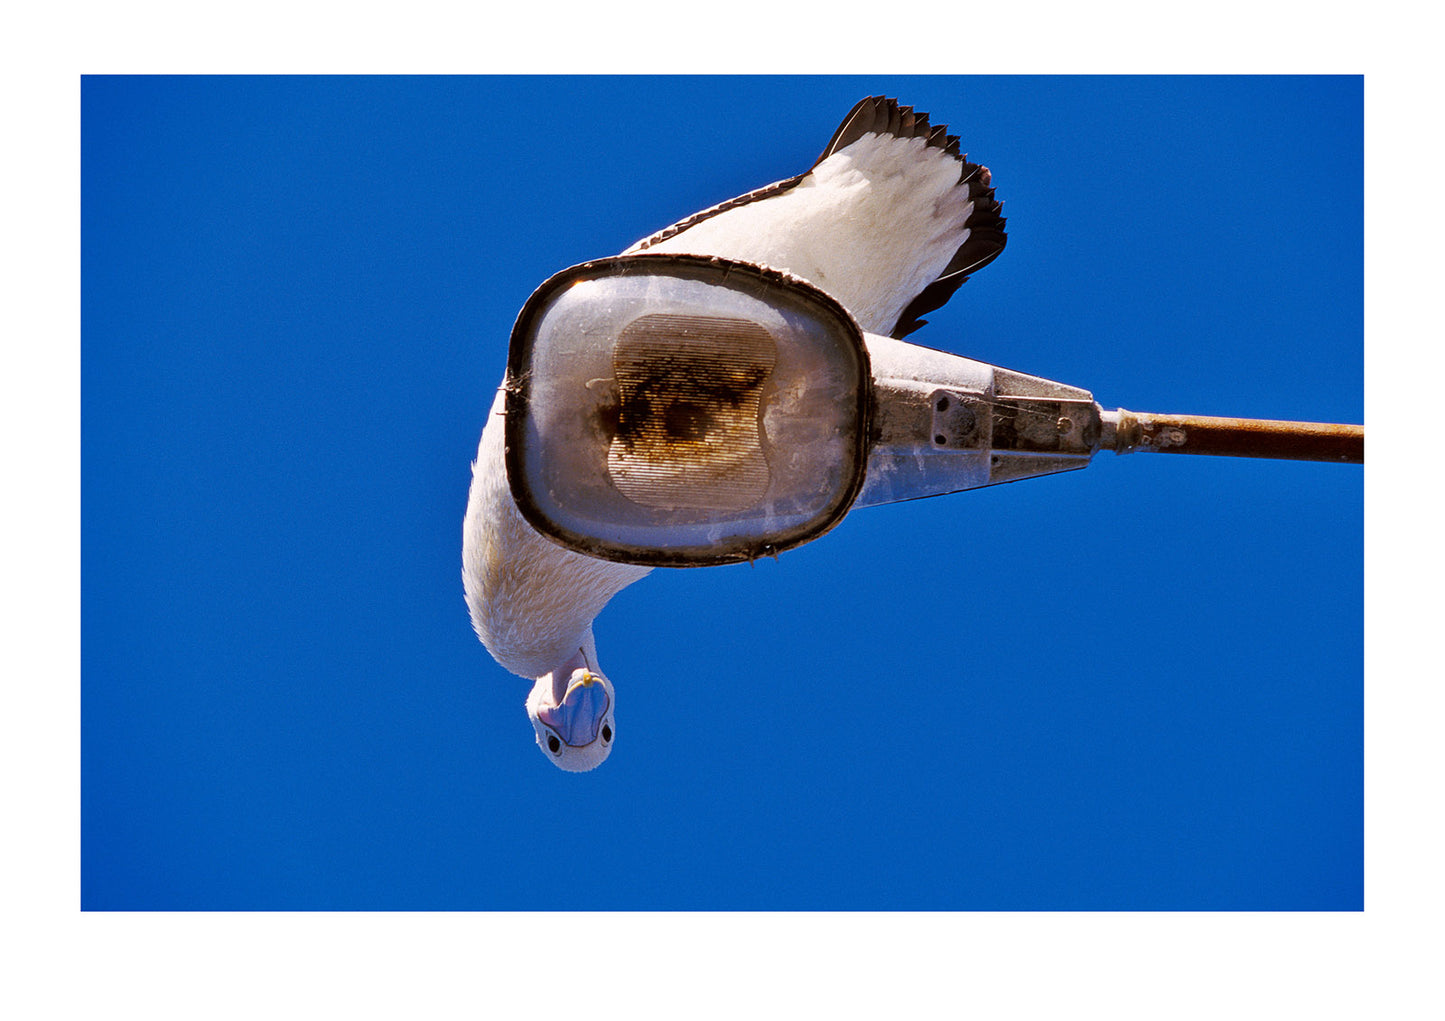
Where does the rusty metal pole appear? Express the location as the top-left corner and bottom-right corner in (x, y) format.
(1100, 409), (1363, 464)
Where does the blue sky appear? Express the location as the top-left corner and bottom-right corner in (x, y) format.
(81, 75), (1362, 911)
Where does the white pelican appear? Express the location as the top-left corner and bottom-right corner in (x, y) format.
(463, 96), (1007, 770)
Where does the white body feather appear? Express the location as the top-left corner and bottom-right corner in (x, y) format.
(624, 132), (978, 335)
(462, 390), (650, 679)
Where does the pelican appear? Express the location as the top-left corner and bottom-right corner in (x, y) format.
(463, 96), (1007, 770)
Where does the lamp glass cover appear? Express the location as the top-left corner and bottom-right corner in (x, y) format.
(505, 255), (872, 566)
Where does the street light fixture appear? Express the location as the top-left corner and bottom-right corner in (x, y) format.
(504, 254), (1362, 569)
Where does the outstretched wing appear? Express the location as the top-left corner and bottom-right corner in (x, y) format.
(624, 96), (1006, 338)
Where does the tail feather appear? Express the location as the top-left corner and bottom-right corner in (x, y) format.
(820, 97), (1007, 337)
(627, 96), (1007, 338)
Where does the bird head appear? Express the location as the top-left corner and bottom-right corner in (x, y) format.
(525, 648), (616, 772)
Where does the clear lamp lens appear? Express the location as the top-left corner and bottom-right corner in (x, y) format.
(505, 255), (872, 566)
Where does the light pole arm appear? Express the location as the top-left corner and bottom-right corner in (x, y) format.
(1100, 409), (1364, 464)
(853, 334), (1363, 510)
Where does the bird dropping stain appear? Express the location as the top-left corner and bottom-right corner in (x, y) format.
(602, 313), (777, 511)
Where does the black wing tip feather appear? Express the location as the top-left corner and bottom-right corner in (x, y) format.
(820, 97), (1007, 338)
(815, 95), (961, 165)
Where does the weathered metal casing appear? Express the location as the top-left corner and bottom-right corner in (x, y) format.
(855, 333), (1100, 508)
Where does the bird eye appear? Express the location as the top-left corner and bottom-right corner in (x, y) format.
(601, 723), (613, 744)
(547, 735), (561, 754)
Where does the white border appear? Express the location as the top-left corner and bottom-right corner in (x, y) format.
(8, 3), (1436, 1016)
